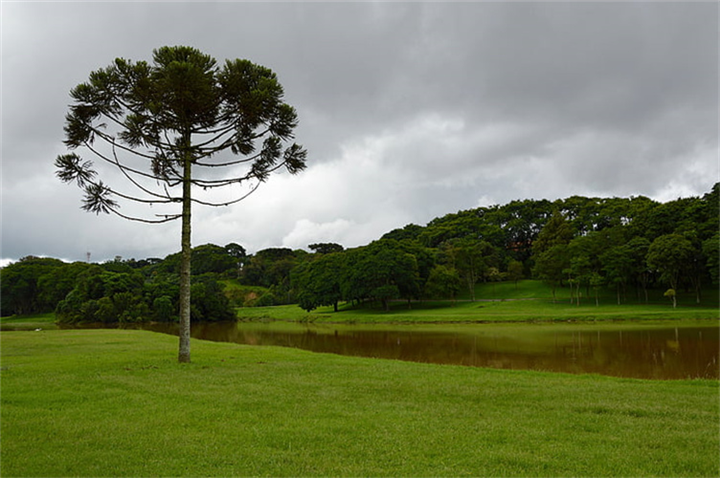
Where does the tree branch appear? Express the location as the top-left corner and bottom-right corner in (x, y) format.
(191, 181), (261, 207)
(109, 208), (181, 224)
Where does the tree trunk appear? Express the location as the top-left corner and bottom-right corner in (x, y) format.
(178, 155), (192, 363)
(576, 283), (581, 307)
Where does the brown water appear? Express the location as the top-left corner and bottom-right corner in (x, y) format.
(135, 320), (719, 380)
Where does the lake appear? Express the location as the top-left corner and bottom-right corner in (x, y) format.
(131, 319), (719, 380)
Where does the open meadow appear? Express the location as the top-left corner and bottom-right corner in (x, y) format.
(235, 280), (720, 324)
(1, 325), (718, 477)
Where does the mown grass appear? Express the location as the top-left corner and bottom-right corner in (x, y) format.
(2, 329), (718, 477)
(238, 300), (720, 324)
(236, 282), (720, 324)
(468, 279), (720, 306)
(0, 312), (59, 331)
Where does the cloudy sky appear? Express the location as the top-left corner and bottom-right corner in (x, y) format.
(2, 1), (718, 265)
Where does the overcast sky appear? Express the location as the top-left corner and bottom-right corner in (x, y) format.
(2, 1), (718, 265)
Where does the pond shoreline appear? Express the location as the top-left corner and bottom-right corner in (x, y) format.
(31, 317), (718, 380)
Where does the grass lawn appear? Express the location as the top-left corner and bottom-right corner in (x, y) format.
(2, 329), (718, 477)
(0, 312), (59, 331)
(235, 280), (719, 324)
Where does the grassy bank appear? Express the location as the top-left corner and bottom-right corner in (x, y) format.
(235, 280), (719, 324)
(236, 299), (719, 324)
(0, 312), (59, 331)
(2, 329), (718, 477)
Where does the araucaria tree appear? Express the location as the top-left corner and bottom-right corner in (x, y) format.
(55, 46), (307, 362)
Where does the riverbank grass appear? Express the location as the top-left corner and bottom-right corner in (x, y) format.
(237, 298), (720, 323)
(2, 329), (718, 477)
(236, 280), (719, 323)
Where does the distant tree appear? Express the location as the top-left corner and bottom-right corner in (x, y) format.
(646, 234), (695, 308)
(37, 262), (94, 311)
(341, 240), (420, 311)
(224, 243), (247, 260)
(449, 239), (496, 301)
(589, 272), (604, 307)
(601, 244), (634, 305)
(423, 265), (462, 302)
(56, 268), (232, 324)
(567, 254), (592, 306)
(506, 260), (524, 289)
(0, 257), (66, 316)
(381, 224), (425, 242)
(565, 229), (623, 303)
(497, 198), (553, 264)
(699, 183), (719, 240)
(532, 244), (569, 303)
(308, 243), (345, 255)
(626, 236), (651, 303)
(240, 248), (301, 303)
(532, 210), (574, 256)
(556, 195), (602, 235)
(292, 252), (345, 312)
(702, 234), (719, 285)
(55, 46), (307, 362)
(188, 275), (235, 322)
(681, 232), (707, 304)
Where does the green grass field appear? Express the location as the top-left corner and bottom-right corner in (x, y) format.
(0, 312), (59, 331)
(235, 280), (719, 324)
(1, 329), (718, 477)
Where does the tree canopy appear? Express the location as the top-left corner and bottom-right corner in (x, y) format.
(55, 46), (307, 362)
(4, 184), (717, 318)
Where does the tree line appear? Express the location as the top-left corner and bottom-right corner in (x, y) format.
(294, 183), (719, 310)
(0, 244), (244, 323)
(2, 183), (717, 320)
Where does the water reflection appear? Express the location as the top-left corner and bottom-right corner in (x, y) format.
(138, 320), (719, 380)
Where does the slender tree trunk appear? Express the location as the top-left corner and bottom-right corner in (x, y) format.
(178, 155), (192, 363)
(576, 283), (581, 307)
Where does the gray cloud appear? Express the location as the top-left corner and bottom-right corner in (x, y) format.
(1, 2), (717, 264)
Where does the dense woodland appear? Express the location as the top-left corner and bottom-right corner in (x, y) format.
(2, 184), (718, 321)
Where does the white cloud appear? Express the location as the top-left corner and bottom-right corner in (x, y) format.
(1, 2), (716, 262)
(281, 218), (355, 250)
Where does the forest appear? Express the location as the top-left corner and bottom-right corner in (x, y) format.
(2, 183), (717, 322)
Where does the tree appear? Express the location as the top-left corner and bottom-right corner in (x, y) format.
(55, 46), (307, 362)
(567, 254), (592, 306)
(626, 237), (651, 303)
(448, 239), (496, 301)
(0, 257), (67, 316)
(532, 210), (573, 256)
(702, 234), (719, 286)
(292, 252), (345, 312)
(423, 265), (462, 302)
(308, 243), (344, 255)
(601, 245), (634, 305)
(340, 240), (420, 311)
(646, 234), (695, 308)
(223, 242), (247, 277)
(506, 260), (524, 289)
(532, 244), (569, 303)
